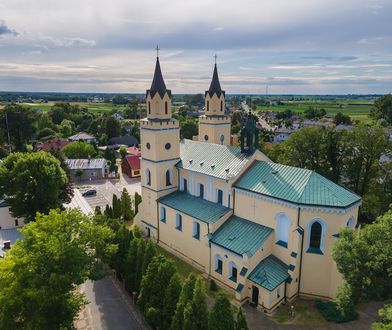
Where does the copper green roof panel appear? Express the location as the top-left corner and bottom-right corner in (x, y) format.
(211, 215), (273, 257)
(158, 191), (231, 224)
(234, 161), (361, 208)
(248, 255), (290, 291)
(178, 139), (260, 179)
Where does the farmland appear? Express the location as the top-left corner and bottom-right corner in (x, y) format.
(19, 102), (129, 114)
(256, 98), (374, 123)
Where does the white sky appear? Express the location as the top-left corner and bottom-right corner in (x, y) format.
(0, 0), (391, 94)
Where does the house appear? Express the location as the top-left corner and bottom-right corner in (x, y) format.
(134, 57), (361, 313)
(64, 158), (108, 181)
(68, 132), (97, 144)
(302, 120), (335, 128)
(113, 113), (125, 122)
(107, 135), (139, 148)
(273, 127), (297, 143)
(122, 154), (141, 178)
(127, 146), (141, 155)
(35, 138), (70, 152)
(0, 199), (23, 258)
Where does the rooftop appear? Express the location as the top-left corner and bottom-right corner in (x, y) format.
(211, 215), (273, 257)
(205, 63), (225, 98)
(158, 191), (231, 224)
(124, 154), (141, 170)
(0, 228), (23, 257)
(178, 139), (264, 180)
(234, 161), (361, 208)
(248, 255), (290, 291)
(65, 158), (107, 170)
(68, 132), (96, 141)
(147, 57), (171, 99)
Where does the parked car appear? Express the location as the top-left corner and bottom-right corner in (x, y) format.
(82, 189), (97, 197)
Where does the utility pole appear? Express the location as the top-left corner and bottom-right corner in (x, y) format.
(4, 110), (12, 153)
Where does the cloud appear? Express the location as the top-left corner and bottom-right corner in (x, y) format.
(0, 20), (18, 36)
(46, 37), (96, 47)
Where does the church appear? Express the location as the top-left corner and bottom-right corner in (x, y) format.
(134, 55), (361, 313)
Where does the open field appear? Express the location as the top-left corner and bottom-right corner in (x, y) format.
(256, 99), (374, 123)
(18, 102), (128, 114)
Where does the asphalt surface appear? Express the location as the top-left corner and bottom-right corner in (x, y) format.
(78, 277), (146, 330)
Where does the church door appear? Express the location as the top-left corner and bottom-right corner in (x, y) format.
(252, 286), (259, 306)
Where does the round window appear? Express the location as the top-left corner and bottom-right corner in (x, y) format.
(165, 143), (171, 150)
(204, 135), (209, 141)
(220, 134), (225, 142)
(146, 142), (151, 150)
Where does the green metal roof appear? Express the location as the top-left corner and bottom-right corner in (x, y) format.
(211, 215), (273, 257)
(234, 161), (361, 208)
(248, 255), (290, 291)
(177, 139), (267, 180)
(158, 191), (231, 224)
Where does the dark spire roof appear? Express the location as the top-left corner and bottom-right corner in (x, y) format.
(147, 57), (171, 99)
(205, 64), (225, 98)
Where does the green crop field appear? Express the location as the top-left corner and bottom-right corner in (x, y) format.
(256, 99), (374, 123)
(20, 102), (128, 114)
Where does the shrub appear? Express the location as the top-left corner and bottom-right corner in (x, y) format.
(210, 279), (218, 292)
(315, 300), (357, 323)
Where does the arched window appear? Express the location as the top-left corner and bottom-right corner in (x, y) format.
(197, 183), (204, 198)
(166, 169), (172, 186)
(347, 216), (355, 228)
(307, 219), (327, 254)
(220, 100), (223, 112)
(148, 101), (151, 114)
(276, 213), (291, 248)
(207, 100), (209, 112)
(216, 189), (223, 204)
(165, 101), (168, 114)
(214, 254), (223, 274)
(229, 261), (238, 282)
(146, 168), (151, 186)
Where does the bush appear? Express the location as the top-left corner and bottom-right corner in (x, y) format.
(315, 300), (357, 323)
(210, 279), (218, 291)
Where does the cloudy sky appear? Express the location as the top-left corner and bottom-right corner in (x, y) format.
(0, 0), (391, 94)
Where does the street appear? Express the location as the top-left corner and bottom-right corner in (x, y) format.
(75, 277), (147, 330)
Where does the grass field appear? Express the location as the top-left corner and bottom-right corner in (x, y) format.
(256, 99), (374, 123)
(20, 102), (128, 114)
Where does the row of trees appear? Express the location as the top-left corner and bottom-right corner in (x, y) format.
(332, 206), (392, 328)
(103, 216), (249, 330)
(268, 125), (392, 220)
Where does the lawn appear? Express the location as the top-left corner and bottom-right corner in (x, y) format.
(272, 298), (328, 326)
(256, 99), (374, 123)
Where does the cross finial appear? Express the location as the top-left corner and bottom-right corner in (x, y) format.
(156, 45), (160, 58)
(214, 54), (217, 65)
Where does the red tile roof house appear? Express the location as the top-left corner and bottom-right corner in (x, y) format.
(35, 139), (70, 152)
(121, 154), (141, 178)
(126, 146), (141, 156)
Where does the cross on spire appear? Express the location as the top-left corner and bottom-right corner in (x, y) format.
(214, 54), (217, 64)
(156, 45), (160, 58)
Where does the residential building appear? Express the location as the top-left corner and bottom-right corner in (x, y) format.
(65, 158), (108, 181)
(35, 138), (70, 152)
(122, 154), (141, 178)
(68, 132), (97, 143)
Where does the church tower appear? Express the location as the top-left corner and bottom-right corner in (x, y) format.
(198, 61), (231, 145)
(136, 52), (180, 240)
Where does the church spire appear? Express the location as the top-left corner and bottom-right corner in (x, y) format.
(147, 51), (171, 99)
(206, 63), (224, 98)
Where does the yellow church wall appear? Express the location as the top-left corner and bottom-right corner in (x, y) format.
(158, 204), (210, 272)
(146, 92), (172, 119)
(299, 207), (359, 299)
(205, 93), (225, 114)
(245, 234), (274, 272)
(245, 280), (286, 313)
(198, 118), (231, 146)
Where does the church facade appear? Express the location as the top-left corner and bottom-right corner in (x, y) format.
(135, 56), (361, 313)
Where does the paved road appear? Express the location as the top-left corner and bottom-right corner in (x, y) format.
(76, 277), (146, 330)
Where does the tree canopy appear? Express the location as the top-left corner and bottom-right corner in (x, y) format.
(0, 209), (116, 329)
(62, 141), (97, 159)
(0, 151), (71, 220)
(371, 94), (392, 124)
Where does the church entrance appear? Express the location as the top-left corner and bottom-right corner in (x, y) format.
(251, 286), (259, 306)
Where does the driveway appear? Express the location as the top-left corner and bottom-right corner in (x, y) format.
(75, 277), (147, 330)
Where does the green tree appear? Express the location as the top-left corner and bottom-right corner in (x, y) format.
(0, 104), (36, 151)
(171, 272), (197, 329)
(373, 304), (392, 330)
(371, 94), (392, 124)
(335, 282), (356, 320)
(180, 118), (198, 139)
(106, 116), (121, 139)
(188, 276), (208, 330)
(162, 273), (182, 329)
(0, 152), (69, 220)
(209, 291), (235, 330)
(134, 192), (142, 214)
(121, 188), (134, 221)
(63, 141), (97, 159)
(112, 94), (128, 105)
(112, 194), (122, 219)
(0, 209), (116, 329)
(141, 240), (157, 277)
(124, 238), (139, 292)
(334, 112), (352, 125)
(119, 146), (127, 158)
(333, 208), (392, 304)
(236, 307), (248, 330)
(138, 255), (176, 319)
(135, 239), (146, 291)
(111, 225), (132, 277)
